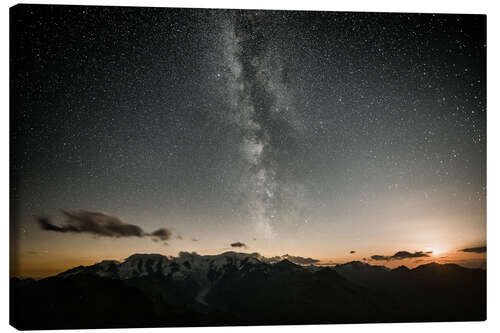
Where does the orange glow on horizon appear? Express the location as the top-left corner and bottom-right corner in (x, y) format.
(11, 241), (487, 278)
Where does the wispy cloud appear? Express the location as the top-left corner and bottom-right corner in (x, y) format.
(461, 246), (486, 253)
(282, 254), (319, 265)
(371, 255), (391, 261)
(37, 210), (173, 243)
(392, 251), (429, 260)
(150, 228), (172, 241)
(261, 254), (319, 265)
(370, 250), (430, 261)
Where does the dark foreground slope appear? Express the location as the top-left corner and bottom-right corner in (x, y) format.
(10, 254), (486, 329)
(10, 274), (239, 330)
(333, 261), (486, 322)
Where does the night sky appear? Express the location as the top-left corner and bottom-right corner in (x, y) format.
(10, 5), (486, 277)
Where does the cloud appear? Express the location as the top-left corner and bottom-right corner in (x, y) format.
(391, 251), (429, 260)
(230, 241), (247, 248)
(264, 255), (283, 262)
(316, 261), (340, 266)
(259, 254), (320, 265)
(350, 250), (356, 254)
(151, 228), (172, 241)
(371, 255), (391, 261)
(461, 246), (486, 253)
(282, 254), (319, 265)
(370, 251), (429, 261)
(36, 210), (172, 243)
(38, 216), (79, 233)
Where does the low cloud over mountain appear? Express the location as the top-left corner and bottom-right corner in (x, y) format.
(370, 250), (430, 261)
(262, 254), (319, 265)
(461, 246), (486, 253)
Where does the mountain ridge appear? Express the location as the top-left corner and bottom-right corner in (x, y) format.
(11, 251), (486, 329)
(55, 252), (485, 280)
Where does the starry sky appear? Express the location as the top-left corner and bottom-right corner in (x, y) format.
(10, 5), (486, 277)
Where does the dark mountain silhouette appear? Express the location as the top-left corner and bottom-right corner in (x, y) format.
(10, 253), (486, 329)
(332, 261), (486, 322)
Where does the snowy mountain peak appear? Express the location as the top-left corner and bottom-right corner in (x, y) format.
(57, 251), (266, 284)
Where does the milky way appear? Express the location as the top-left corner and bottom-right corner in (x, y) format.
(218, 12), (307, 238)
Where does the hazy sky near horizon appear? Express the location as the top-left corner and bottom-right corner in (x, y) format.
(11, 5), (486, 277)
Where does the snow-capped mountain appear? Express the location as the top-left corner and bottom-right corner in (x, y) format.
(60, 251), (264, 279)
(57, 251), (269, 302)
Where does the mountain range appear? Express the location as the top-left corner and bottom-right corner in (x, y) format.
(10, 251), (486, 329)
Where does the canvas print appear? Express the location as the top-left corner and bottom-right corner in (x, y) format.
(10, 4), (486, 329)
